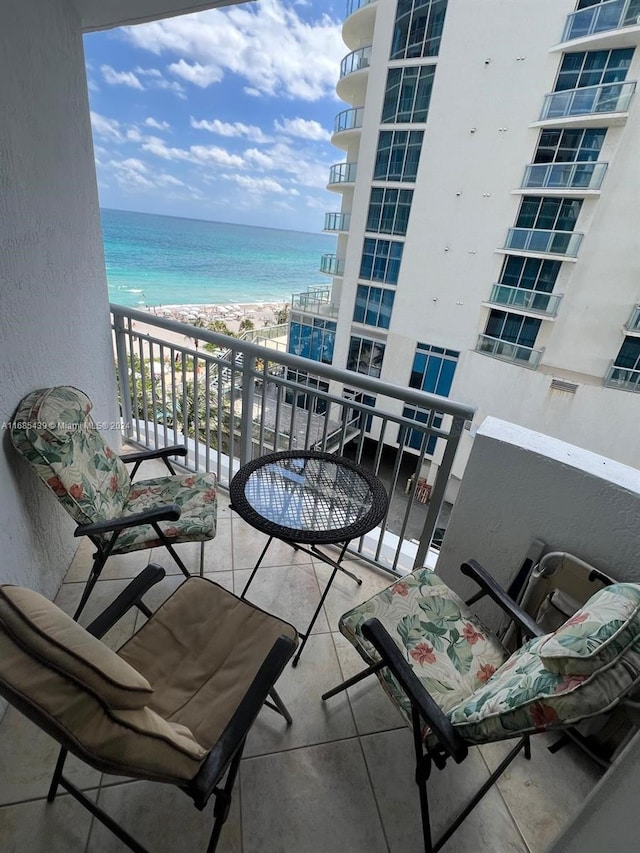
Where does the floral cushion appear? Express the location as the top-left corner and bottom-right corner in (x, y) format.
(110, 473), (218, 553)
(339, 569), (509, 718)
(538, 584), (640, 675)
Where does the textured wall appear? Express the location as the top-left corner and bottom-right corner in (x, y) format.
(0, 0), (118, 599)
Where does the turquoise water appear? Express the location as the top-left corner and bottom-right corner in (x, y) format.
(101, 208), (335, 308)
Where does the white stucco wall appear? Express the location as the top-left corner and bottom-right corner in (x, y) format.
(0, 0), (118, 597)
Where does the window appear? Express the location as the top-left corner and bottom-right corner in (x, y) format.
(374, 130), (424, 181)
(534, 128), (606, 163)
(354, 285), (395, 329)
(400, 407), (441, 453)
(554, 49), (634, 92)
(285, 370), (329, 413)
(360, 238), (404, 284)
(485, 310), (541, 349)
(391, 0), (449, 60)
(577, 0), (640, 19)
(366, 187), (414, 235)
(614, 336), (640, 370)
(499, 256), (561, 292)
(515, 197), (582, 231)
(288, 318), (336, 364)
(409, 342), (459, 394)
(347, 336), (386, 377)
(344, 389), (376, 433)
(382, 65), (436, 123)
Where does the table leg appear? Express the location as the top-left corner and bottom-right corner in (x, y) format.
(311, 543), (363, 585)
(292, 563), (339, 668)
(240, 536), (274, 598)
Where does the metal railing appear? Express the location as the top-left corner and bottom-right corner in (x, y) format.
(328, 162), (357, 185)
(291, 287), (340, 319)
(521, 161), (608, 191)
(111, 304), (475, 575)
(562, 0), (640, 42)
(346, 0), (376, 17)
(340, 46), (372, 80)
(488, 283), (563, 317)
(320, 253), (345, 276)
(625, 305), (640, 332)
(476, 334), (544, 369)
(504, 227), (584, 258)
(604, 361), (640, 392)
(324, 212), (351, 232)
(334, 107), (364, 134)
(539, 81), (636, 120)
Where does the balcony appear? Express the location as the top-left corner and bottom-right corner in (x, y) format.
(320, 253), (345, 276)
(337, 45), (372, 104)
(324, 211), (351, 233)
(328, 162), (357, 190)
(520, 161), (608, 194)
(536, 81), (636, 127)
(346, 0), (376, 16)
(604, 361), (640, 391)
(476, 333), (544, 368)
(502, 227), (584, 258)
(486, 283), (563, 318)
(560, 0), (640, 49)
(343, 0), (377, 50)
(624, 304), (640, 334)
(291, 286), (340, 319)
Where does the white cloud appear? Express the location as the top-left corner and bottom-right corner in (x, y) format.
(190, 145), (245, 168)
(141, 135), (194, 162)
(134, 66), (186, 98)
(126, 127), (143, 142)
(244, 148), (274, 169)
(101, 64), (144, 90)
(223, 174), (291, 195)
(273, 117), (330, 141)
(191, 117), (272, 143)
(107, 157), (187, 193)
(122, 0), (342, 101)
(90, 111), (123, 142)
(144, 117), (171, 131)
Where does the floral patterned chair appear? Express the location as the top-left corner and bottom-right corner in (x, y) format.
(11, 386), (218, 618)
(323, 560), (640, 852)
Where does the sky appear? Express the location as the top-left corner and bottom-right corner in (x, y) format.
(83, 0), (348, 233)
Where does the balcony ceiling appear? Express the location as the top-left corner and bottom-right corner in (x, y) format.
(78, 0), (253, 33)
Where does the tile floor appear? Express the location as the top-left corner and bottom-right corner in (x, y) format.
(0, 487), (602, 852)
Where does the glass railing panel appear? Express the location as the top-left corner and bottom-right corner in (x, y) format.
(504, 228), (584, 258)
(489, 284), (562, 316)
(320, 254), (345, 275)
(563, 0), (640, 42)
(324, 212), (351, 232)
(625, 305), (640, 331)
(340, 46), (372, 79)
(334, 107), (364, 134)
(476, 334), (543, 368)
(540, 81), (636, 120)
(521, 161), (608, 190)
(604, 363), (640, 391)
(346, 0), (376, 16)
(328, 162), (358, 184)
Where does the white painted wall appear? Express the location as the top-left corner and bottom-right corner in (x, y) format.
(0, 0), (118, 600)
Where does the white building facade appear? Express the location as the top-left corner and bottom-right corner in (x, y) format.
(290, 0), (640, 485)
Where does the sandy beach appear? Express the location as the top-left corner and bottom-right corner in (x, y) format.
(142, 301), (289, 335)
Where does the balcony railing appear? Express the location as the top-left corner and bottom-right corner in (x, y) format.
(291, 287), (340, 319)
(504, 227), (584, 257)
(111, 304), (475, 574)
(521, 161), (608, 191)
(604, 361), (640, 392)
(562, 0), (640, 43)
(324, 212), (351, 232)
(328, 162), (357, 185)
(346, 0), (376, 16)
(320, 253), (345, 276)
(539, 81), (636, 120)
(476, 334), (544, 369)
(624, 305), (640, 332)
(340, 46), (372, 80)
(334, 107), (364, 134)
(488, 283), (563, 317)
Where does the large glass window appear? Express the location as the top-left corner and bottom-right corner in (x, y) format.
(409, 342), (459, 394)
(499, 256), (561, 292)
(533, 128), (606, 163)
(515, 197), (583, 231)
(614, 336), (640, 370)
(354, 285), (395, 329)
(374, 130), (424, 181)
(347, 336), (386, 377)
(366, 187), (414, 235)
(288, 318), (336, 364)
(382, 65), (436, 123)
(485, 310), (541, 348)
(554, 49), (634, 91)
(360, 238), (404, 284)
(391, 0), (449, 60)
(400, 407), (441, 453)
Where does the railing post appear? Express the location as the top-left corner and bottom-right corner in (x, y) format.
(240, 354), (256, 466)
(113, 312), (134, 440)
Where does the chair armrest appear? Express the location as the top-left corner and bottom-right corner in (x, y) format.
(85, 564), (166, 638)
(120, 446), (187, 464)
(461, 559), (543, 639)
(361, 618), (468, 763)
(74, 505), (181, 538)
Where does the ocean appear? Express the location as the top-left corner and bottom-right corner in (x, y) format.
(101, 208), (336, 308)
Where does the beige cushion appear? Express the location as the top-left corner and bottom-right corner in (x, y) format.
(0, 586), (152, 711)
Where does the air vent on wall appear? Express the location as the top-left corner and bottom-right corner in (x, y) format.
(550, 378), (578, 394)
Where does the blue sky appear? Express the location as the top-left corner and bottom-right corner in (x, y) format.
(84, 0), (347, 232)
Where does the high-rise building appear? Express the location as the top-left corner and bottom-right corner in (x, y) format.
(289, 0), (640, 493)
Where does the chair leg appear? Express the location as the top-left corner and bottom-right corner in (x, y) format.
(200, 541), (205, 578)
(73, 551), (107, 620)
(47, 747), (68, 802)
(321, 660), (385, 700)
(207, 742), (245, 853)
(264, 687), (293, 725)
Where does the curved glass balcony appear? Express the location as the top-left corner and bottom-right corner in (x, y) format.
(328, 162), (357, 186)
(624, 305), (640, 333)
(488, 284), (562, 317)
(504, 227), (584, 258)
(476, 334), (543, 369)
(320, 254), (345, 276)
(333, 107), (364, 134)
(340, 46), (372, 80)
(346, 0), (376, 16)
(291, 287), (340, 319)
(324, 212), (351, 232)
(562, 0), (640, 43)
(604, 362), (640, 391)
(540, 81), (636, 121)
(521, 161), (608, 191)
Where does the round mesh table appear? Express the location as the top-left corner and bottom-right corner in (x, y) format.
(230, 450), (389, 665)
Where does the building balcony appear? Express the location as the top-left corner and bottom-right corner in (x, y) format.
(337, 45), (372, 104)
(604, 361), (640, 391)
(343, 0), (377, 49)
(624, 305), (640, 334)
(332, 107), (364, 150)
(519, 161), (608, 194)
(475, 333), (544, 369)
(346, 0), (376, 17)
(536, 81), (636, 127)
(486, 283), (563, 318)
(320, 253), (345, 276)
(328, 162), (357, 190)
(291, 286), (340, 319)
(560, 0), (640, 49)
(324, 212), (351, 233)
(502, 227), (584, 258)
